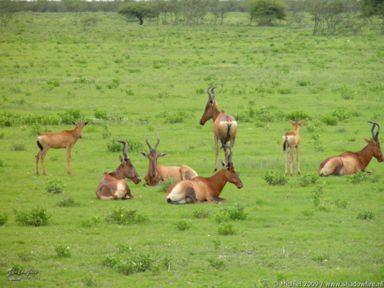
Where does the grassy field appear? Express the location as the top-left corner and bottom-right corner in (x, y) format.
(0, 12), (384, 287)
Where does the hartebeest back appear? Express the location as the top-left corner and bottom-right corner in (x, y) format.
(35, 120), (89, 175)
(319, 122), (383, 176)
(166, 147), (243, 204)
(282, 119), (305, 176)
(140, 135), (198, 186)
(200, 86), (237, 171)
(96, 141), (141, 200)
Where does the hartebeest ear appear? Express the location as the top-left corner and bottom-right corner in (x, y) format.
(289, 120), (294, 125)
(363, 138), (371, 144)
(299, 120), (305, 125)
(72, 121), (76, 126)
(220, 160), (226, 168)
(140, 152), (147, 157)
(84, 121), (89, 126)
(119, 155), (124, 163)
(158, 153), (168, 158)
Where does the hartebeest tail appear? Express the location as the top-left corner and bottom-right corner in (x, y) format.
(200, 86), (237, 171)
(282, 119), (305, 176)
(140, 135), (198, 186)
(166, 146), (243, 204)
(318, 122), (383, 176)
(35, 120), (89, 175)
(96, 141), (141, 200)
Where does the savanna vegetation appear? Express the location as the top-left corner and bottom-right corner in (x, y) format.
(0, 2), (384, 287)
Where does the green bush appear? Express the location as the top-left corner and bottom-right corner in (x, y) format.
(357, 210), (374, 220)
(298, 175), (318, 187)
(208, 257), (225, 269)
(176, 220), (191, 231)
(14, 207), (51, 226)
(55, 245), (71, 258)
(192, 209), (210, 219)
(218, 223), (235, 235)
(321, 115), (338, 126)
(264, 171), (287, 186)
(349, 171), (368, 184)
(59, 109), (83, 124)
(249, 0), (287, 26)
(57, 197), (79, 207)
(104, 208), (148, 225)
(46, 178), (64, 194)
(94, 109), (109, 120)
(0, 212), (8, 226)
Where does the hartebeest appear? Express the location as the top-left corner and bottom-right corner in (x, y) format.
(200, 86), (237, 171)
(96, 141), (141, 200)
(140, 135), (198, 186)
(35, 120), (89, 175)
(318, 122), (383, 176)
(166, 146), (243, 204)
(283, 119), (305, 176)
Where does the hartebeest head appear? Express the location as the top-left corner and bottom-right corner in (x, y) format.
(365, 122), (383, 162)
(200, 86), (217, 125)
(288, 119), (305, 130)
(140, 135), (167, 178)
(71, 120), (89, 139)
(117, 140), (141, 184)
(221, 146), (243, 189)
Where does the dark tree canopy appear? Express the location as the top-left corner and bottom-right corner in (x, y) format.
(249, 0), (287, 26)
(118, 2), (157, 25)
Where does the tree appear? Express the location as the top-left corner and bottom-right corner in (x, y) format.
(249, 0), (287, 26)
(118, 2), (156, 25)
(361, 0), (384, 18)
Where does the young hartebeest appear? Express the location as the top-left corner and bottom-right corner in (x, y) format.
(35, 120), (89, 175)
(282, 119), (305, 176)
(318, 122), (383, 176)
(96, 141), (141, 200)
(200, 86), (237, 171)
(166, 146), (243, 204)
(140, 135), (198, 186)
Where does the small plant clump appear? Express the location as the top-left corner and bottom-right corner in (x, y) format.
(57, 197), (79, 207)
(298, 175), (318, 187)
(0, 212), (8, 226)
(264, 171), (288, 186)
(357, 210), (375, 220)
(176, 220), (191, 231)
(208, 257), (225, 269)
(192, 209), (210, 219)
(14, 208), (51, 226)
(55, 245), (71, 258)
(104, 208), (148, 225)
(217, 223), (235, 235)
(349, 171), (368, 184)
(46, 177), (64, 194)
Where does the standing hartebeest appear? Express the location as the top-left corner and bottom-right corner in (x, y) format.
(318, 122), (383, 176)
(200, 86), (237, 171)
(35, 120), (89, 175)
(282, 119), (305, 176)
(166, 146), (243, 204)
(140, 135), (198, 186)
(96, 141), (141, 200)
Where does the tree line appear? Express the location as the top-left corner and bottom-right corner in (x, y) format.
(1, 0), (383, 34)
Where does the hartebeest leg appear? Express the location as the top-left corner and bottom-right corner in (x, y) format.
(289, 147), (294, 176)
(284, 147), (288, 176)
(40, 149), (49, 176)
(296, 145), (301, 175)
(214, 136), (219, 172)
(66, 146), (72, 175)
(35, 150), (41, 175)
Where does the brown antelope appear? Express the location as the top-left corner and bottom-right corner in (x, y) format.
(282, 119), (305, 176)
(166, 146), (243, 204)
(140, 135), (198, 186)
(96, 141), (141, 200)
(35, 120), (89, 175)
(318, 122), (383, 176)
(200, 86), (237, 171)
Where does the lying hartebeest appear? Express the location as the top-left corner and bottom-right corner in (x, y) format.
(96, 141), (141, 200)
(282, 119), (305, 176)
(319, 122), (383, 176)
(35, 120), (89, 175)
(166, 146), (243, 204)
(200, 86), (237, 171)
(140, 135), (198, 186)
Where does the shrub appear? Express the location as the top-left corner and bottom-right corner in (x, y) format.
(55, 245), (71, 258)
(176, 220), (191, 231)
(46, 178), (64, 194)
(218, 223), (235, 235)
(349, 171), (368, 184)
(357, 210), (375, 220)
(57, 197), (79, 207)
(14, 207), (51, 226)
(104, 208), (148, 225)
(94, 109), (109, 120)
(106, 140), (121, 152)
(81, 216), (101, 228)
(264, 171), (287, 186)
(332, 109), (351, 121)
(192, 209), (210, 219)
(249, 0), (287, 25)
(284, 111), (312, 121)
(225, 203), (247, 221)
(321, 115), (338, 126)
(208, 257), (225, 269)
(11, 143), (25, 151)
(298, 175), (318, 187)
(0, 212), (8, 226)
(59, 109), (83, 124)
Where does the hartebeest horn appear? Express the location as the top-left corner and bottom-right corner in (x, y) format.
(118, 140), (128, 160)
(207, 86), (213, 102)
(210, 87), (216, 102)
(369, 121), (380, 141)
(145, 134), (153, 151)
(154, 134), (160, 150)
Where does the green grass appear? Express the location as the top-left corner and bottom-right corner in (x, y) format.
(0, 12), (384, 287)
